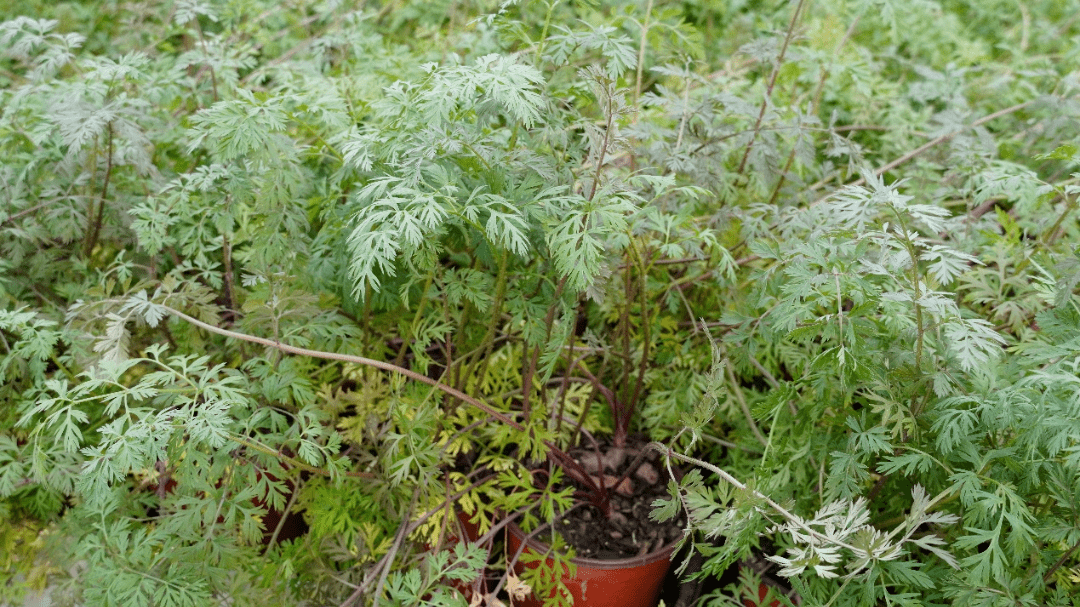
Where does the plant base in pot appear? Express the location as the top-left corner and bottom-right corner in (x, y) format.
(506, 520), (679, 607)
(503, 439), (684, 607)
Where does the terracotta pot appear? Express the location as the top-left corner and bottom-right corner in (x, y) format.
(742, 583), (781, 607)
(452, 509), (483, 543)
(424, 510), (489, 602)
(506, 521), (677, 607)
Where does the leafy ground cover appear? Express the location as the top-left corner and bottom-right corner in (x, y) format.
(2, 0), (1080, 606)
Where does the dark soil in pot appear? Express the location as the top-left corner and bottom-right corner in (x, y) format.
(554, 434), (685, 559)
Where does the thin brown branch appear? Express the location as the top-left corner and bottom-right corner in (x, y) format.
(632, 0), (655, 112)
(221, 232), (237, 316)
(84, 124), (114, 258)
(808, 100), (1035, 198)
(161, 305), (524, 432)
(725, 360), (768, 447)
(1043, 535), (1080, 584)
(164, 303), (603, 502)
(650, 442), (861, 552)
(227, 435), (373, 479)
(736, 0), (809, 175)
(521, 275), (568, 419)
(266, 476), (303, 547)
(769, 14), (861, 205)
(1, 200), (54, 226)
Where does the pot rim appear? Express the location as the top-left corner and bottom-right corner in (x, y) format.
(506, 520), (682, 569)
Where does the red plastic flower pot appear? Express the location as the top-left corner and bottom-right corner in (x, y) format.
(505, 521), (677, 607)
(454, 509), (483, 543)
(423, 510), (489, 602)
(743, 583), (781, 607)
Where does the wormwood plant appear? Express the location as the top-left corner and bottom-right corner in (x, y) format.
(3, 0), (1080, 607)
(634, 1), (1080, 605)
(1, 0), (714, 605)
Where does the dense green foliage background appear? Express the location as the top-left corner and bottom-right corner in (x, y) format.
(2, 0), (1080, 606)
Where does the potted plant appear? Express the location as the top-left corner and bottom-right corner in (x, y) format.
(3, 0), (719, 601)
(52, 7), (712, 601)
(269, 6), (721, 604)
(13, 1), (1078, 607)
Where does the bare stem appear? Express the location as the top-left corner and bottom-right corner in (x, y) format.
(808, 100), (1034, 197)
(266, 476), (303, 547)
(736, 0), (809, 175)
(193, 17), (219, 101)
(1043, 535), (1080, 584)
(889, 208), (928, 416)
(768, 14), (860, 205)
(226, 434), (373, 480)
(1041, 190), (1077, 245)
(394, 269), (436, 367)
(162, 302), (604, 501)
(521, 275), (568, 420)
(465, 251), (510, 391)
(0, 197), (73, 227)
(626, 245), (653, 443)
(633, 0), (655, 112)
(161, 305), (524, 431)
(221, 231), (237, 315)
(587, 84), (617, 201)
(649, 442), (860, 552)
(84, 124), (113, 258)
(726, 360), (768, 447)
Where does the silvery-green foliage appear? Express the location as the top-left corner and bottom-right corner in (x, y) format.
(635, 0), (1080, 604)
(764, 485), (959, 580)
(3, 0), (1080, 606)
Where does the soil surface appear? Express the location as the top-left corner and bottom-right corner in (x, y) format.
(552, 436), (685, 560)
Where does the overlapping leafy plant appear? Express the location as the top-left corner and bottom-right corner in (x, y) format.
(2, 0), (1080, 606)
